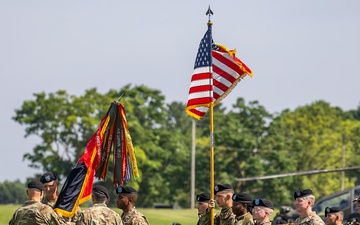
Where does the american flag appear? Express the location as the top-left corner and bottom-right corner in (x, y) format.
(186, 24), (253, 120)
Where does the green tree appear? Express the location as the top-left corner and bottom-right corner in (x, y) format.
(0, 180), (27, 204)
(13, 84), (195, 207)
(13, 89), (112, 178)
(261, 101), (360, 205)
(193, 98), (272, 198)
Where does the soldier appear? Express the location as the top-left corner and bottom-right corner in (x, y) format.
(324, 207), (343, 225)
(76, 185), (123, 225)
(196, 192), (211, 225)
(40, 172), (60, 207)
(293, 189), (325, 225)
(251, 198), (274, 225)
(116, 186), (150, 225)
(209, 184), (236, 225)
(232, 193), (254, 225)
(353, 196), (360, 214)
(40, 171), (81, 223)
(9, 180), (63, 225)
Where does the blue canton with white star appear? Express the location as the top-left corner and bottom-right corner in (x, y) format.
(194, 25), (213, 69)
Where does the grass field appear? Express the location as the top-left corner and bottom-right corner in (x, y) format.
(0, 204), (200, 225)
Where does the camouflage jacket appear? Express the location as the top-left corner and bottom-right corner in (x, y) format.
(235, 212), (255, 225)
(42, 197), (81, 223)
(121, 207), (150, 225)
(214, 207), (236, 225)
(9, 200), (62, 225)
(294, 212), (325, 225)
(76, 203), (123, 225)
(255, 221), (271, 225)
(197, 211), (211, 225)
(42, 198), (57, 208)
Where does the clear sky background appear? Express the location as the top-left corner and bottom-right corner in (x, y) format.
(1, 1), (360, 182)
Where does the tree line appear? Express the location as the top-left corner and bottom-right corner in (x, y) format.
(3, 84), (360, 208)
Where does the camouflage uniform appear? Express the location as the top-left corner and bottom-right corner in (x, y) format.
(214, 207), (236, 225)
(293, 212), (325, 225)
(197, 211), (211, 225)
(9, 200), (62, 225)
(42, 198), (57, 208)
(121, 207), (150, 225)
(42, 197), (81, 223)
(235, 212), (255, 225)
(76, 203), (123, 225)
(255, 221), (271, 225)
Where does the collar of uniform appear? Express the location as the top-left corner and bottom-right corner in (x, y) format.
(236, 212), (251, 220)
(219, 207), (234, 220)
(93, 203), (107, 207)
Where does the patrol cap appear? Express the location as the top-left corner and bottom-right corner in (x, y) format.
(325, 207), (342, 217)
(214, 184), (233, 195)
(293, 189), (313, 199)
(197, 192), (210, 202)
(40, 172), (58, 184)
(253, 198), (274, 210)
(28, 180), (44, 192)
(93, 185), (109, 198)
(232, 193), (253, 204)
(116, 186), (137, 194)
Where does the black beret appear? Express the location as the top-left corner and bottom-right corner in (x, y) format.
(325, 207), (342, 217)
(116, 186), (137, 194)
(353, 196), (360, 202)
(40, 172), (57, 184)
(93, 185), (109, 198)
(197, 192), (210, 202)
(232, 193), (253, 204)
(28, 180), (44, 192)
(214, 184), (233, 195)
(253, 198), (274, 210)
(294, 189), (313, 199)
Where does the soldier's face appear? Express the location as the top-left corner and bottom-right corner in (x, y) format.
(215, 193), (227, 208)
(294, 197), (310, 212)
(252, 207), (267, 221)
(232, 202), (246, 216)
(325, 213), (337, 225)
(43, 181), (58, 197)
(117, 194), (129, 210)
(197, 202), (209, 214)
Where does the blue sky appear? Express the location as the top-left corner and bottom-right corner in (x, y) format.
(1, 1), (360, 182)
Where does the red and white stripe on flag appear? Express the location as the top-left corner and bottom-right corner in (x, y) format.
(186, 66), (214, 119)
(186, 44), (252, 120)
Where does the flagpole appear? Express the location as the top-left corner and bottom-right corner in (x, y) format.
(210, 102), (215, 225)
(206, 5), (215, 225)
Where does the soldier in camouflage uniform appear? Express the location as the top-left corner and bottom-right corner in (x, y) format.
(76, 185), (123, 225)
(9, 180), (63, 225)
(232, 193), (254, 225)
(251, 198), (274, 225)
(324, 207), (343, 225)
(293, 189), (325, 225)
(209, 184), (236, 225)
(196, 192), (211, 225)
(353, 196), (360, 214)
(116, 186), (150, 225)
(40, 172), (81, 223)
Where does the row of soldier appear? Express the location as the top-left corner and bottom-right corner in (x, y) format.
(196, 184), (350, 225)
(8, 174), (354, 225)
(8, 172), (150, 225)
